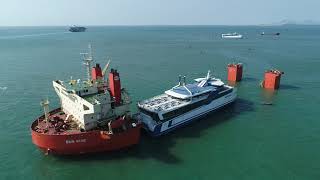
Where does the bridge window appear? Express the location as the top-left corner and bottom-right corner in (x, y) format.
(83, 105), (89, 111)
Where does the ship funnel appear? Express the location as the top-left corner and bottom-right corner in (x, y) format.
(108, 69), (122, 105)
(92, 63), (103, 81)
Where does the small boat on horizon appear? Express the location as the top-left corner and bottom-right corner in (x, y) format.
(69, 26), (86, 32)
(261, 32), (280, 36)
(221, 32), (243, 39)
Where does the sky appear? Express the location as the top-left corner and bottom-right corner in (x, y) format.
(0, 0), (319, 26)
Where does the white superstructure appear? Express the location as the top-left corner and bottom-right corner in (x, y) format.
(52, 46), (130, 130)
(137, 71), (237, 136)
(221, 32), (243, 39)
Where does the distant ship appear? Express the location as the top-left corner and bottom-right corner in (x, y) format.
(221, 32), (243, 39)
(261, 32), (280, 36)
(69, 26), (86, 32)
(137, 71), (237, 136)
(31, 45), (142, 155)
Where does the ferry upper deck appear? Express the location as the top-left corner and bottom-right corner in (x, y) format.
(137, 71), (231, 114)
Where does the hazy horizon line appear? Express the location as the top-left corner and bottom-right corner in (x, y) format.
(1, 24), (319, 27)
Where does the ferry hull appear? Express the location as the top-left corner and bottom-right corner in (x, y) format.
(141, 89), (237, 137)
(150, 99), (236, 137)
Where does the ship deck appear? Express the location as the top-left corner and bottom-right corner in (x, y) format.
(32, 108), (139, 136)
(32, 109), (85, 135)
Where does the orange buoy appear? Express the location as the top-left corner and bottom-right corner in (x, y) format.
(262, 69), (284, 90)
(227, 63), (243, 82)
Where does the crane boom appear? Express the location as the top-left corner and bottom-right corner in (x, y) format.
(102, 59), (111, 76)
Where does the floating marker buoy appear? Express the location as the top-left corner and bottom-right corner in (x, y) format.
(227, 63), (243, 82)
(261, 102), (273, 105)
(262, 69), (284, 90)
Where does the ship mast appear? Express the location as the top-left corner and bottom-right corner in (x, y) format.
(206, 70), (211, 80)
(40, 99), (50, 123)
(81, 44), (93, 82)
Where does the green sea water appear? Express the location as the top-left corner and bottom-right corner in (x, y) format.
(0, 26), (320, 180)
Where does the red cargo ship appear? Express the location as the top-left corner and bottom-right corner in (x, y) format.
(31, 45), (142, 155)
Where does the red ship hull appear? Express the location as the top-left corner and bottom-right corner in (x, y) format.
(31, 109), (142, 155)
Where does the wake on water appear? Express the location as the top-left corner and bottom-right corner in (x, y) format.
(0, 31), (71, 39)
(0, 87), (24, 112)
(0, 87), (8, 95)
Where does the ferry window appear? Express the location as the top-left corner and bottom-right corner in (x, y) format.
(162, 110), (176, 120)
(215, 89), (232, 99)
(162, 99), (207, 120)
(193, 92), (210, 99)
(139, 108), (160, 122)
(152, 113), (160, 121)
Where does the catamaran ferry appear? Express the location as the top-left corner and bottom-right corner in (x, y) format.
(137, 71), (237, 136)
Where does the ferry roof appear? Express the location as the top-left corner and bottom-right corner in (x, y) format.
(138, 71), (228, 113)
(138, 94), (190, 113)
(165, 83), (215, 99)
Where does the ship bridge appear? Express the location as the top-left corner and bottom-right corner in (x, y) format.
(54, 80), (100, 97)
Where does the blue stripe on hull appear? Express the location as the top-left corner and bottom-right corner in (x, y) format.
(147, 99), (236, 137)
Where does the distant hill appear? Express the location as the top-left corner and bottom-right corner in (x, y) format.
(259, 19), (320, 26)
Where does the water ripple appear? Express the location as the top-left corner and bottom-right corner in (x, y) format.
(0, 31), (70, 39)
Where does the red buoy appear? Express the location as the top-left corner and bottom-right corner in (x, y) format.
(262, 69), (284, 90)
(227, 63), (243, 82)
(109, 69), (122, 105)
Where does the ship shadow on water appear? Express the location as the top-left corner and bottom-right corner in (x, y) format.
(163, 98), (255, 139)
(279, 84), (300, 90)
(241, 77), (259, 82)
(56, 98), (254, 164)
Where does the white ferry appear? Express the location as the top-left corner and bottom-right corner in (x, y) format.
(137, 71), (237, 136)
(221, 32), (243, 39)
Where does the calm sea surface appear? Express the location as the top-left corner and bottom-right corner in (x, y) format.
(0, 26), (320, 179)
